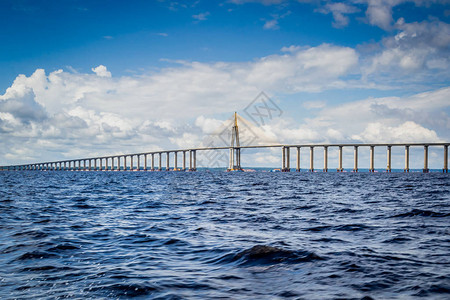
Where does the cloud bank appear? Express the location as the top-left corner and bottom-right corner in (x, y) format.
(1, 40), (449, 166)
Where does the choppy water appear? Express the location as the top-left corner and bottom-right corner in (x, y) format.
(0, 171), (449, 299)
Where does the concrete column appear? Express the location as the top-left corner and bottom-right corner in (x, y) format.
(338, 146), (343, 172)
(144, 154), (147, 171)
(193, 150), (197, 171)
(124, 156), (127, 171)
(369, 146), (375, 172)
(286, 147), (290, 172)
(106, 157), (109, 171)
(130, 155), (134, 171)
(423, 145), (429, 173)
(323, 146), (328, 172)
(174, 152), (178, 171)
(99, 158), (103, 171)
(444, 145), (448, 173)
(282, 146), (286, 171)
(353, 146), (358, 172)
(137, 155), (140, 171)
(94, 158), (97, 171)
(166, 152), (170, 171)
(189, 150), (193, 171)
(230, 148), (234, 170)
(159, 153), (162, 171)
(151, 154), (155, 171)
(111, 157), (115, 171)
(83, 160), (86, 171)
(386, 145), (392, 172)
(404, 146), (410, 172)
(309, 146), (314, 172)
(296, 147), (301, 172)
(182, 151), (186, 171)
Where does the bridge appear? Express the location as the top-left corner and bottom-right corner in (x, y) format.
(1, 113), (449, 173)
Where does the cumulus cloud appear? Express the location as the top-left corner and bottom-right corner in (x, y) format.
(0, 44), (360, 164)
(316, 2), (360, 28)
(0, 42), (448, 166)
(230, 0), (450, 32)
(353, 121), (439, 143)
(363, 18), (450, 85)
(91, 65), (112, 77)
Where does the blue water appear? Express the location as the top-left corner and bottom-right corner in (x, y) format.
(0, 171), (449, 299)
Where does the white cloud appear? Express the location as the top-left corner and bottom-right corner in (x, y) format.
(362, 18), (450, 86)
(316, 2), (360, 28)
(263, 19), (279, 30)
(0, 42), (448, 166)
(91, 65), (112, 77)
(353, 121), (439, 143)
(192, 11), (210, 21)
(303, 100), (326, 109)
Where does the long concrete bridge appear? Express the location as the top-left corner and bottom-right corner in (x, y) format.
(1, 114), (449, 173)
(0, 142), (449, 173)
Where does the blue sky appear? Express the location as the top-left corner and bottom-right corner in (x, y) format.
(1, 0), (449, 168)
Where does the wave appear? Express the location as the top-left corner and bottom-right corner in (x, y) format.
(392, 209), (450, 218)
(213, 245), (324, 266)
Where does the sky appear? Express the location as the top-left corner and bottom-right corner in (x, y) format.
(1, 0), (449, 169)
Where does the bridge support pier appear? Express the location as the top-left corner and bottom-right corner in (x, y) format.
(353, 146), (358, 172)
(189, 150), (196, 171)
(144, 154), (147, 171)
(309, 146), (314, 172)
(369, 146), (375, 172)
(323, 146), (328, 172)
(158, 153), (162, 171)
(166, 152), (170, 171)
(404, 146), (409, 172)
(444, 145), (448, 173)
(423, 145), (429, 173)
(283, 147), (290, 172)
(387, 146), (392, 172)
(337, 146), (343, 172)
(296, 147), (301, 172)
(174, 152), (178, 171)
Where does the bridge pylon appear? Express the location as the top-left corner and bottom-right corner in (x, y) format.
(228, 112), (243, 172)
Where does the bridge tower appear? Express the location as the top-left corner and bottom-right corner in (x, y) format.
(228, 112), (243, 171)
